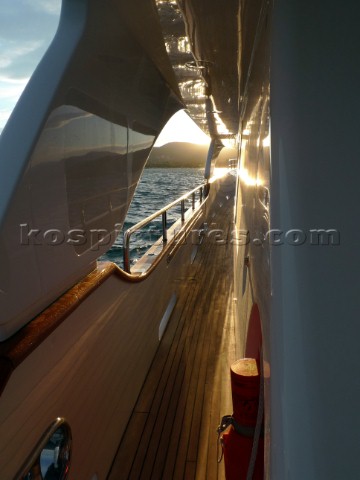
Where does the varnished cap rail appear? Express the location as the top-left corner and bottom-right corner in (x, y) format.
(0, 201), (205, 397)
(0, 263), (116, 397)
(0, 176), (216, 397)
(0, 262), (149, 397)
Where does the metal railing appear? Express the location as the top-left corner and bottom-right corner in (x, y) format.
(228, 157), (237, 169)
(123, 183), (207, 273)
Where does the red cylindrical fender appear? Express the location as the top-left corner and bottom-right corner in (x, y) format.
(222, 358), (264, 480)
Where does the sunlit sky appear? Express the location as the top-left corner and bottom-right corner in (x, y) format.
(0, 0), (62, 132)
(154, 110), (209, 147)
(0, 0), (210, 146)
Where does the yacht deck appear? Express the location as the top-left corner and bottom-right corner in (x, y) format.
(108, 189), (237, 480)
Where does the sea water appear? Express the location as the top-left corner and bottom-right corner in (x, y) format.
(101, 168), (204, 268)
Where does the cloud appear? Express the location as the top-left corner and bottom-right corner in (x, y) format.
(0, 77), (30, 130)
(0, 41), (43, 70)
(0, 0), (61, 129)
(0, 0), (61, 78)
(27, 0), (62, 15)
(0, 1), (61, 43)
(0, 77), (29, 98)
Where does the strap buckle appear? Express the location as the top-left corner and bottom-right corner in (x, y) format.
(216, 415), (233, 463)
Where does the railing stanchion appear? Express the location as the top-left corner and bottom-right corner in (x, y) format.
(162, 211), (167, 242)
(123, 183), (207, 270)
(181, 200), (185, 222)
(123, 231), (131, 273)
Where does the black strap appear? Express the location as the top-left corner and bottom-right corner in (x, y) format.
(217, 414), (263, 438)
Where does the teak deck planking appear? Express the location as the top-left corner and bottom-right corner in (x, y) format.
(108, 191), (237, 479)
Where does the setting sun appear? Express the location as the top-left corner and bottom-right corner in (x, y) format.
(154, 110), (210, 147)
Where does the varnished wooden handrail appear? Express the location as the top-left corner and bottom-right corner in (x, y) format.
(0, 198), (207, 397)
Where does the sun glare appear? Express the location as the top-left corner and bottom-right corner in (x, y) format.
(154, 110), (210, 147)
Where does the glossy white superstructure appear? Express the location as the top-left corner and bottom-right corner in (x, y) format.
(0, 0), (181, 339)
(1, 0), (360, 478)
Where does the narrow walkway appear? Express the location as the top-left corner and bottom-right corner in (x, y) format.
(108, 185), (237, 479)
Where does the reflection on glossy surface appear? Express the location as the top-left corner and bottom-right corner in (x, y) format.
(232, 2), (272, 473)
(28, 98), (157, 255)
(40, 424), (71, 480)
(156, 0), (209, 132)
(239, 166), (263, 187)
(262, 134), (270, 148)
(159, 0), (240, 138)
(0, 0), (181, 340)
(32, 106), (127, 164)
(29, 104), (130, 254)
(20, 420), (71, 480)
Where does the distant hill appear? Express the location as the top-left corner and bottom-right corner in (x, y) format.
(147, 142), (209, 168)
(213, 146), (238, 167)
